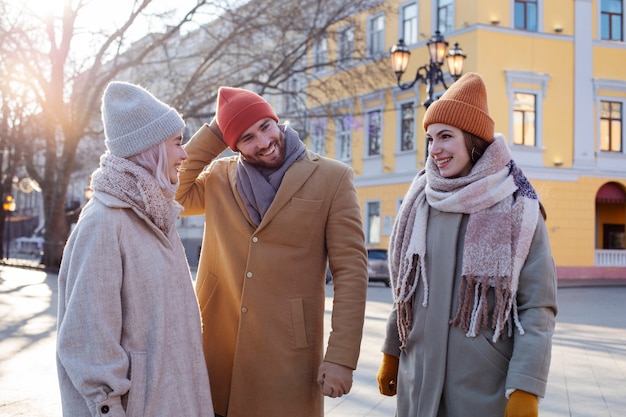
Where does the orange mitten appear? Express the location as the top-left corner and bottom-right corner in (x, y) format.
(376, 353), (399, 396)
(504, 390), (538, 417)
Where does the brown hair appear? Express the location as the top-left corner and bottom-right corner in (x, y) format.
(462, 131), (490, 164)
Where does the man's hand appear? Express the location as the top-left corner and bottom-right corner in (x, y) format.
(317, 361), (353, 398)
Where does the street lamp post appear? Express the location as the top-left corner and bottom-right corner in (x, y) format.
(390, 31), (467, 108)
(3, 195), (16, 260)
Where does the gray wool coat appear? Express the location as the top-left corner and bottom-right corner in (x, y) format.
(382, 209), (558, 417)
(56, 191), (214, 417)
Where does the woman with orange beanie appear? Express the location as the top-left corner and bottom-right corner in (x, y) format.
(376, 73), (557, 417)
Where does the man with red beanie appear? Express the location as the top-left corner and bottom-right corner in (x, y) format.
(176, 86), (368, 417)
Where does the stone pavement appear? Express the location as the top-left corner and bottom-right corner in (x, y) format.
(1, 264), (625, 416)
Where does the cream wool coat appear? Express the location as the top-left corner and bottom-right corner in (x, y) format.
(382, 209), (558, 417)
(56, 191), (214, 417)
(176, 124), (368, 417)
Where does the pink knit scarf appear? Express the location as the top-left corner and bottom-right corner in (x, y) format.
(90, 153), (181, 234)
(389, 135), (539, 348)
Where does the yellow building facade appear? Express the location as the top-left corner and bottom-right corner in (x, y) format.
(303, 0), (626, 280)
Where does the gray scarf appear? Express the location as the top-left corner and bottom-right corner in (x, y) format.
(236, 125), (306, 225)
(389, 135), (540, 348)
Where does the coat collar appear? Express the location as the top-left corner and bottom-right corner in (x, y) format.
(227, 151), (319, 230)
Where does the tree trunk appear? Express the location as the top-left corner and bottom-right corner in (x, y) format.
(41, 208), (69, 271)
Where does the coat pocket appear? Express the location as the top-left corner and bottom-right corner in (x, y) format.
(471, 333), (510, 376)
(126, 351), (148, 417)
(289, 298), (309, 349)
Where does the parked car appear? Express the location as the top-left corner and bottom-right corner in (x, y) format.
(366, 248), (390, 287)
(325, 248), (390, 287)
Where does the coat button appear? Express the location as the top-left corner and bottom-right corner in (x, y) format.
(246, 271), (253, 278)
(100, 405), (110, 414)
(252, 236), (259, 243)
(241, 306), (248, 314)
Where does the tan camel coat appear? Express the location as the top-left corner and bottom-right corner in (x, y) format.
(176, 124), (368, 417)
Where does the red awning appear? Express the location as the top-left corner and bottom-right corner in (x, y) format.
(596, 183), (626, 204)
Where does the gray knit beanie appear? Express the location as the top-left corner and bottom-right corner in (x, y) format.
(102, 81), (185, 158)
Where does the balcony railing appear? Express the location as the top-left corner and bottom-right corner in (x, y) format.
(595, 249), (626, 266)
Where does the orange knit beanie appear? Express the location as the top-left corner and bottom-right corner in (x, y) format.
(216, 87), (279, 151)
(422, 72), (494, 143)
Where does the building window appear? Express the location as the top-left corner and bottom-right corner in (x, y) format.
(513, 93), (536, 146)
(600, 101), (623, 152)
(400, 102), (415, 151)
(366, 201), (381, 244)
(336, 115), (352, 161)
(437, 0), (454, 34)
(368, 14), (385, 56)
(601, 0), (624, 41)
(514, 0), (538, 31)
(284, 77), (300, 113)
(338, 26), (354, 65)
(367, 110), (382, 156)
(402, 2), (418, 44)
(310, 119), (326, 154)
(313, 35), (327, 74)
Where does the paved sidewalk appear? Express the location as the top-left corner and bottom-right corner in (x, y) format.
(1, 265), (625, 416)
(324, 283), (626, 417)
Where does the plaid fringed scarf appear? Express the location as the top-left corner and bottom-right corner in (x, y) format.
(389, 135), (539, 349)
(90, 153), (182, 235)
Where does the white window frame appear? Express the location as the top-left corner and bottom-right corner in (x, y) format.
(505, 71), (549, 167)
(338, 25), (354, 66)
(365, 200), (382, 244)
(283, 76), (302, 114)
(594, 78), (626, 172)
(399, 101), (416, 153)
(335, 114), (353, 162)
(312, 35), (328, 74)
(366, 109), (383, 157)
(436, 0), (455, 34)
(399, 1), (418, 45)
(309, 118), (327, 155)
(510, 0), (543, 32)
(598, 0), (625, 41)
(599, 100), (623, 152)
(367, 13), (386, 57)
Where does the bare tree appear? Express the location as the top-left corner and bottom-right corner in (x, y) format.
(1, 0), (212, 268)
(0, 0), (394, 269)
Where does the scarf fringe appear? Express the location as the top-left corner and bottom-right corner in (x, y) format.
(390, 137), (538, 347)
(450, 274), (527, 342)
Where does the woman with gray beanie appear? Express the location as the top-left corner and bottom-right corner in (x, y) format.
(56, 81), (214, 416)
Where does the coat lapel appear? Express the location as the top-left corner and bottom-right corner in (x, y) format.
(257, 155), (318, 231)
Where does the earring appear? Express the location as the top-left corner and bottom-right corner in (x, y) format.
(471, 147), (479, 162)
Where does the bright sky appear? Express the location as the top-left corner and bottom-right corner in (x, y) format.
(8, 0), (213, 60)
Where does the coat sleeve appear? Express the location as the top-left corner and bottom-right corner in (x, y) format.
(323, 166), (369, 369)
(175, 123), (229, 216)
(381, 303), (402, 356)
(505, 216), (558, 397)
(56, 206), (129, 416)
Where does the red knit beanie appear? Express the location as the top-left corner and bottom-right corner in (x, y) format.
(422, 72), (494, 143)
(215, 87), (279, 151)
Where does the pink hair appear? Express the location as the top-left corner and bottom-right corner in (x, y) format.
(128, 141), (177, 195)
